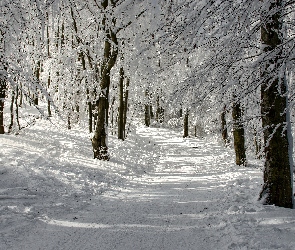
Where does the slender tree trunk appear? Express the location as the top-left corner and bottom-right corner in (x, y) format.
(183, 112), (189, 138)
(259, 0), (293, 208)
(118, 67), (124, 140)
(156, 95), (160, 122)
(48, 74), (52, 117)
(15, 86), (21, 130)
(34, 61), (40, 106)
(221, 105), (228, 144)
(46, 15), (52, 117)
(150, 105), (154, 119)
(123, 77), (129, 138)
(67, 115), (71, 130)
(89, 102), (93, 133)
(8, 89), (15, 133)
(144, 89), (150, 127)
(0, 29), (7, 134)
(0, 82), (6, 134)
(110, 96), (115, 135)
(19, 83), (23, 107)
(253, 128), (262, 158)
(232, 101), (246, 166)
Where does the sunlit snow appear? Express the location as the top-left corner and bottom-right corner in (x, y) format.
(1, 118), (295, 250)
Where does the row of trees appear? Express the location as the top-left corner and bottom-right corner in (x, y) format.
(1, 0), (294, 208)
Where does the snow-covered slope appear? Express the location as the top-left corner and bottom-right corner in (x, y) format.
(1, 119), (295, 250)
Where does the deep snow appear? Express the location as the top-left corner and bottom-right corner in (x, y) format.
(1, 118), (295, 250)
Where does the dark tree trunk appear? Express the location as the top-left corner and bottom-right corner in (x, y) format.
(123, 77), (129, 138)
(144, 89), (150, 127)
(88, 100), (92, 133)
(67, 115), (71, 130)
(150, 105), (154, 119)
(110, 95), (115, 135)
(0, 40), (6, 134)
(19, 83), (23, 107)
(118, 67), (124, 140)
(0, 82), (6, 134)
(33, 61), (41, 106)
(92, 93), (109, 160)
(259, 0), (293, 208)
(91, 22), (118, 159)
(145, 104), (151, 127)
(221, 105), (228, 144)
(232, 101), (246, 166)
(156, 95), (164, 123)
(183, 112), (189, 138)
(15, 86), (21, 130)
(0, 28), (6, 134)
(48, 74), (52, 117)
(8, 89), (15, 133)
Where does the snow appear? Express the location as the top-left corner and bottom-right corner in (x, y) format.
(1, 118), (295, 250)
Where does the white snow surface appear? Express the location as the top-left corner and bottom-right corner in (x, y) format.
(1, 119), (295, 250)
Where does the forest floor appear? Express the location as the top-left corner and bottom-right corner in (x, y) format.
(1, 117), (295, 250)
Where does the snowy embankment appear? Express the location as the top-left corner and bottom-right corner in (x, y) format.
(1, 118), (295, 250)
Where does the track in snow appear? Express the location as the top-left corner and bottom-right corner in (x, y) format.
(1, 121), (295, 250)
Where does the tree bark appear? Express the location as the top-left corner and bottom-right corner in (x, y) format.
(15, 86), (21, 130)
(123, 77), (129, 138)
(48, 74), (52, 117)
(183, 112), (189, 138)
(118, 67), (124, 140)
(8, 89), (15, 133)
(89, 103), (93, 133)
(0, 29), (7, 134)
(144, 89), (150, 127)
(145, 104), (151, 127)
(0, 81), (6, 134)
(34, 61), (40, 106)
(91, 14), (118, 159)
(221, 105), (228, 144)
(259, 0), (293, 208)
(232, 101), (246, 166)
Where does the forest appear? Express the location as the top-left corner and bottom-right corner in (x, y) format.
(1, 1), (295, 249)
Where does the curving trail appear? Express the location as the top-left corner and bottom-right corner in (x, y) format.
(1, 120), (295, 250)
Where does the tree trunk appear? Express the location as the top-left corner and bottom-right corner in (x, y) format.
(254, 128), (262, 159)
(0, 81), (6, 134)
(118, 67), (124, 140)
(232, 101), (246, 166)
(0, 29), (7, 134)
(67, 115), (71, 130)
(123, 77), (129, 138)
(91, 18), (118, 159)
(15, 86), (21, 130)
(145, 104), (151, 127)
(221, 105), (228, 144)
(144, 89), (150, 127)
(34, 61), (40, 106)
(88, 100), (93, 133)
(259, 0), (293, 208)
(92, 92), (109, 160)
(183, 112), (189, 138)
(48, 74), (52, 117)
(156, 95), (164, 123)
(8, 89), (15, 133)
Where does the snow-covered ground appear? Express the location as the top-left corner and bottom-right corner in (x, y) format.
(1, 118), (295, 250)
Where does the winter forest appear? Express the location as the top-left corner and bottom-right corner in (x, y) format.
(1, 0), (295, 249)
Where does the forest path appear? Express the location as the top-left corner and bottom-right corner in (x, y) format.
(1, 121), (294, 250)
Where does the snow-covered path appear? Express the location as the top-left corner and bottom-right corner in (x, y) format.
(1, 120), (295, 250)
